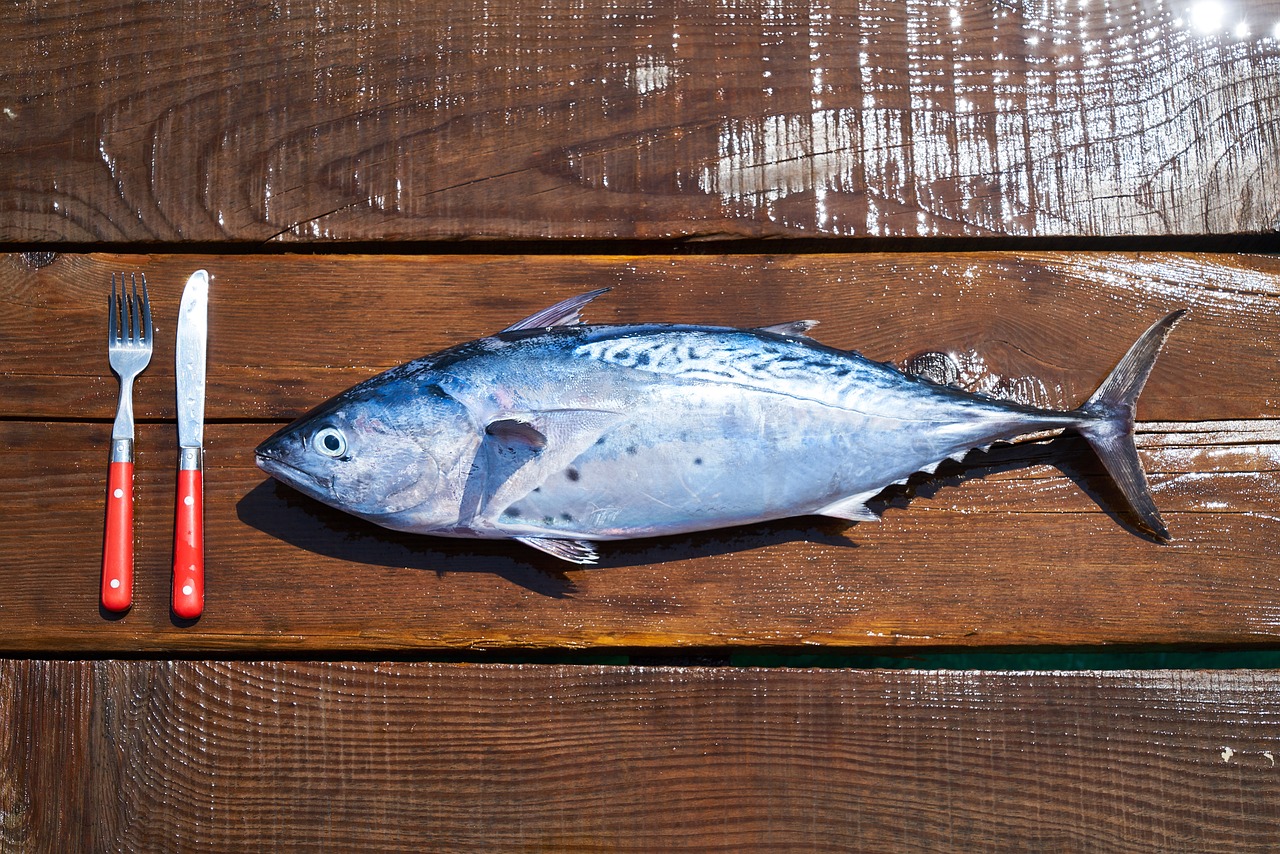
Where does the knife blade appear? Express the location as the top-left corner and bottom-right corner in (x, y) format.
(173, 269), (208, 619)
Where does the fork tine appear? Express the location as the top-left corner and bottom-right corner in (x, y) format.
(127, 273), (139, 342)
(139, 273), (152, 344)
(107, 273), (116, 340)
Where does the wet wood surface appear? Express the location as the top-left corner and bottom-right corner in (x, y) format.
(0, 251), (1276, 652)
(5, 660), (1280, 852)
(4, 0), (1280, 241)
(5, 0), (1280, 844)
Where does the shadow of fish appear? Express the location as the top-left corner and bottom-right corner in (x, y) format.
(256, 290), (1186, 564)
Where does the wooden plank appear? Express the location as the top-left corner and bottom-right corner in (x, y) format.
(2, 251), (1277, 422)
(0, 662), (1259, 851)
(0, 420), (1276, 652)
(0, 661), (91, 851)
(3, 0), (1280, 241)
(0, 250), (1277, 651)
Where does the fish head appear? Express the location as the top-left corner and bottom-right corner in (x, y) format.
(255, 376), (480, 527)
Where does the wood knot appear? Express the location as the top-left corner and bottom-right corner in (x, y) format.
(19, 251), (57, 269)
(902, 351), (960, 386)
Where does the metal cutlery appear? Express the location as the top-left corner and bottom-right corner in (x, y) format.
(102, 272), (153, 612)
(172, 270), (209, 619)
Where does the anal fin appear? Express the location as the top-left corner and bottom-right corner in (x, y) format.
(815, 491), (881, 523)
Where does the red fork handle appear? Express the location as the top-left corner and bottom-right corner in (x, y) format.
(172, 463), (204, 619)
(102, 459), (134, 612)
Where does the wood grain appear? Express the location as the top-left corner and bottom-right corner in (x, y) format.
(0, 251), (1276, 651)
(0, 661), (91, 851)
(2, 251), (1277, 422)
(5, 661), (1280, 851)
(3, 0), (1280, 241)
(0, 419), (1276, 651)
(0, 257), (1277, 650)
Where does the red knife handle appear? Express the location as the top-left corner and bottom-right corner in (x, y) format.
(172, 456), (204, 619)
(102, 456), (134, 612)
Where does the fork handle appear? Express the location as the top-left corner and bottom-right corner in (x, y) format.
(172, 449), (204, 619)
(102, 442), (134, 612)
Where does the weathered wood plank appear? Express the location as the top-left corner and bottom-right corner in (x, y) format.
(0, 250), (1276, 651)
(2, 251), (1277, 422)
(0, 663), (1267, 851)
(0, 661), (91, 852)
(3, 0), (1280, 241)
(0, 418), (1274, 651)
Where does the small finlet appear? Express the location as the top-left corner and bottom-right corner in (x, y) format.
(756, 320), (819, 338)
(502, 288), (612, 333)
(516, 536), (600, 564)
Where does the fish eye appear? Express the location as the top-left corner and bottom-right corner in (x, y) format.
(313, 427), (348, 458)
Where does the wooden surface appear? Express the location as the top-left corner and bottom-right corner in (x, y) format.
(4, 660), (1280, 852)
(4, 0), (1280, 240)
(0, 251), (1276, 652)
(6, 0), (1280, 847)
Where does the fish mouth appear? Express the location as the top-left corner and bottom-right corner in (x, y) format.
(254, 451), (333, 492)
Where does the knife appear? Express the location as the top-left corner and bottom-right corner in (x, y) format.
(173, 270), (209, 619)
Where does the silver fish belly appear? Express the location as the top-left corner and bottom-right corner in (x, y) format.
(255, 290), (1186, 564)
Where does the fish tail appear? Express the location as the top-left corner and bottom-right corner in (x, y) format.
(1073, 309), (1187, 540)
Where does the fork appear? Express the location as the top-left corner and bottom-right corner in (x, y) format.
(102, 272), (153, 612)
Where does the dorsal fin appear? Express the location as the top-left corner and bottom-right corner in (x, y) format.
(502, 288), (612, 333)
(756, 320), (819, 338)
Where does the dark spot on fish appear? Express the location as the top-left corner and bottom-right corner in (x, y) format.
(566, 467), (581, 482)
(596, 436), (607, 445)
(626, 445), (638, 456)
(694, 458), (703, 466)
(561, 513), (574, 522)
(506, 506), (522, 518)
(633, 351), (651, 366)
(543, 516), (555, 525)
(533, 487), (542, 493)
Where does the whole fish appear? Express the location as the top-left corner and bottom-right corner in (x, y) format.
(256, 290), (1185, 564)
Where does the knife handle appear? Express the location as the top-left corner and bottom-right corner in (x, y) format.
(102, 454), (134, 612)
(172, 450), (204, 619)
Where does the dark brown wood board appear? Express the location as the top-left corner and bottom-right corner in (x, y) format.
(0, 251), (1276, 652)
(4, 661), (1280, 852)
(4, 0), (1280, 241)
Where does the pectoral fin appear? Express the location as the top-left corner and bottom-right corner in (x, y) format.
(485, 418), (548, 450)
(477, 409), (625, 521)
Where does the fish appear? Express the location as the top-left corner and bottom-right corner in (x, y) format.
(255, 290), (1186, 564)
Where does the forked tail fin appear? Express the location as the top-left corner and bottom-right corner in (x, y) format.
(1074, 310), (1187, 540)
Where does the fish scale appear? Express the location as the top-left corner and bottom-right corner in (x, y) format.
(256, 290), (1186, 565)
